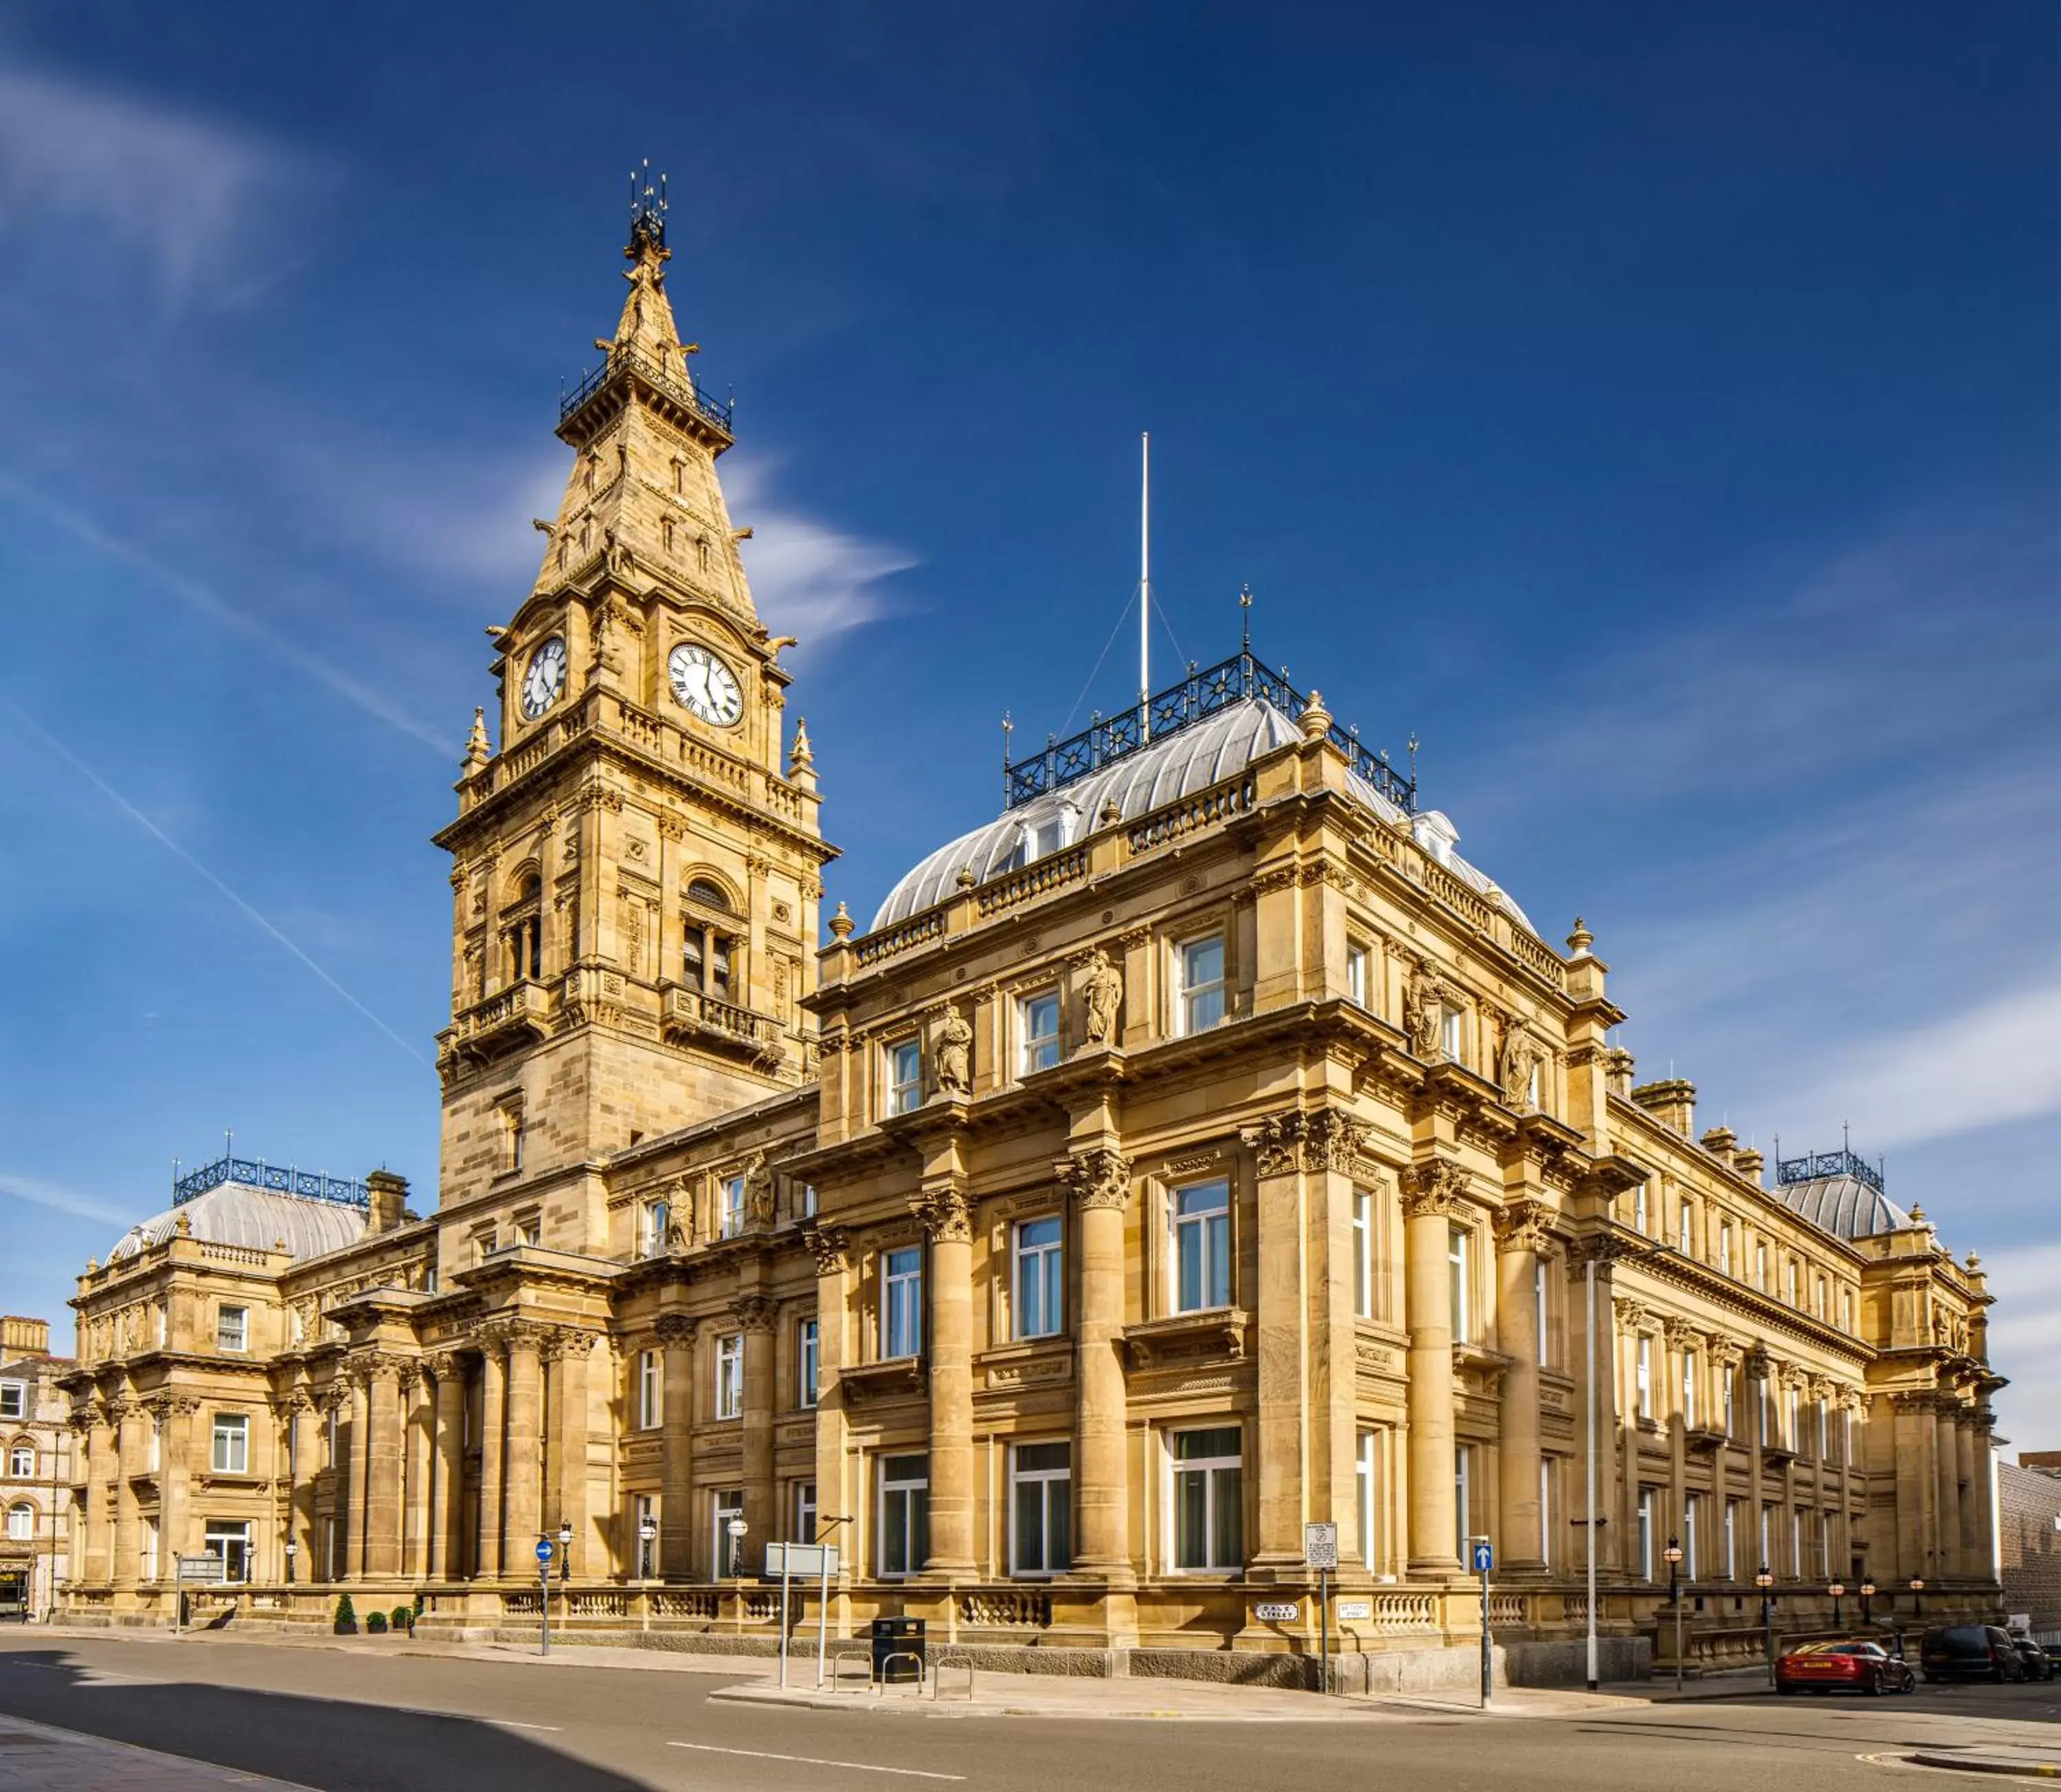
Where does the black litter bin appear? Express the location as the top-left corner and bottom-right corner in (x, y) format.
(871, 1615), (926, 1684)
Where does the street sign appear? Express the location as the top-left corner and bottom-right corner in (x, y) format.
(535, 1538), (554, 1565)
(1470, 1539), (1494, 1574)
(1303, 1522), (1338, 1570)
(765, 1542), (839, 1578)
(176, 1555), (225, 1584)
(1337, 1600), (1373, 1622)
(1253, 1602), (1300, 1622)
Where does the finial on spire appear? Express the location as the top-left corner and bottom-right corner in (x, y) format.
(829, 900), (854, 939)
(1406, 731), (1419, 784)
(1239, 583), (1253, 653)
(463, 706), (491, 772)
(1299, 687), (1331, 740)
(1566, 916), (1595, 956)
(627, 157), (669, 257)
(790, 715), (813, 768)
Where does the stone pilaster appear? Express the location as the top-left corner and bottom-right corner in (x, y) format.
(476, 1336), (507, 1578)
(110, 1398), (141, 1587)
(656, 1312), (697, 1580)
(73, 1410), (109, 1584)
(1058, 1150), (1134, 1592)
(428, 1356), (466, 1580)
(1933, 1398), (1962, 1581)
(1494, 1200), (1551, 1569)
(736, 1301), (779, 1556)
(1402, 1161), (1465, 1575)
(1243, 1112), (1310, 1578)
(156, 1395), (199, 1578)
(916, 1182), (976, 1580)
(806, 1229), (853, 1593)
(402, 1366), (432, 1580)
(1955, 1410), (1979, 1577)
(365, 1357), (404, 1579)
(554, 1332), (594, 1577)
(503, 1328), (545, 1565)
(345, 1371), (372, 1580)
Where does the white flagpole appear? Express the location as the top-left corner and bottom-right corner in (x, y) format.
(1140, 432), (1151, 741)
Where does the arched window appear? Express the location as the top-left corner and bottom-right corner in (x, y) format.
(686, 877), (730, 911)
(5, 1503), (32, 1541)
(7, 1444), (33, 1479)
(505, 871), (545, 983)
(681, 880), (737, 1001)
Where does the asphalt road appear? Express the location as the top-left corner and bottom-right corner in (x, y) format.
(1, 1631), (2058, 1792)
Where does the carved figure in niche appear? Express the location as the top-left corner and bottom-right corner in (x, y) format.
(1403, 958), (1445, 1060)
(1498, 1020), (1542, 1109)
(1081, 948), (1123, 1047)
(934, 1008), (973, 1097)
(664, 1176), (695, 1251)
(743, 1152), (776, 1230)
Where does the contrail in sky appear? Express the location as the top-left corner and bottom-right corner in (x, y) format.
(3, 702), (433, 1068)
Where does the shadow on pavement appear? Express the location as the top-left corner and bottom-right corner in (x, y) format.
(0, 1648), (655, 1791)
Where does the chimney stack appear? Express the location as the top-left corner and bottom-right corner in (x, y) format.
(1, 1316), (50, 1359)
(365, 1170), (410, 1235)
(1630, 1077), (1696, 1138)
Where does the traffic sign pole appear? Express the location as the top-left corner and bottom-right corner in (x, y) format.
(537, 1538), (555, 1657)
(1471, 1537), (1494, 1709)
(1303, 1521), (1339, 1697)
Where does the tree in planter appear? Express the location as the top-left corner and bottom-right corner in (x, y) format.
(390, 1606), (412, 1633)
(366, 1610), (388, 1634)
(333, 1593), (357, 1635)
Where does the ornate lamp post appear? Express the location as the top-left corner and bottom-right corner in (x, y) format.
(284, 1539), (297, 1587)
(1860, 1578), (1876, 1630)
(558, 1521), (572, 1584)
(1908, 1576), (1924, 1619)
(1829, 1579), (1845, 1631)
(1755, 1565), (1777, 1686)
(636, 1514), (658, 1582)
(727, 1516), (749, 1581)
(1664, 1538), (1686, 1691)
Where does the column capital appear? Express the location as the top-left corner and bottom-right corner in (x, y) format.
(1611, 1294), (1651, 1331)
(731, 1296), (780, 1335)
(803, 1224), (852, 1274)
(1707, 1336), (1744, 1369)
(652, 1311), (699, 1347)
(1240, 1110), (1305, 1178)
(1401, 1158), (1469, 1218)
(1663, 1316), (1700, 1351)
(1492, 1196), (1554, 1253)
(1055, 1147), (1131, 1212)
(910, 1185), (972, 1244)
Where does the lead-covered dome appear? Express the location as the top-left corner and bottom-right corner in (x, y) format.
(108, 1180), (368, 1264)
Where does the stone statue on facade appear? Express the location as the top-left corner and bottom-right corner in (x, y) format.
(1081, 948), (1123, 1048)
(1498, 1020), (1541, 1109)
(934, 1007), (973, 1097)
(744, 1152), (777, 1230)
(1404, 958), (1445, 1060)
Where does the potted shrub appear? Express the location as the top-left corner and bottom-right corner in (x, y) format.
(366, 1610), (388, 1635)
(390, 1606), (412, 1635)
(333, 1593), (357, 1636)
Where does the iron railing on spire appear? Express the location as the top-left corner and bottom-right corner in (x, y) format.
(1002, 647), (1416, 814)
(559, 346), (733, 435)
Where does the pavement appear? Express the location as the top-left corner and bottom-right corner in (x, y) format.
(1907, 1742), (2061, 1778)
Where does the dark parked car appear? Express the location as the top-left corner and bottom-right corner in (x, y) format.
(1920, 1625), (2027, 1683)
(2010, 1635), (2054, 1681)
(1776, 1641), (1917, 1696)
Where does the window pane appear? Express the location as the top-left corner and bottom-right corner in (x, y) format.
(1015, 1479), (1045, 1571)
(1183, 937), (1223, 987)
(1175, 1469), (1207, 1567)
(1048, 1486), (1071, 1572)
(1211, 1466), (1241, 1567)
(1208, 1215), (1230, 1307)
(1016, 1441), (1068, 1474)
(1174, 1426), (1241, 1461)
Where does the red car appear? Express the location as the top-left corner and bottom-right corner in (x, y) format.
(1777, 1641), (1917, 1696)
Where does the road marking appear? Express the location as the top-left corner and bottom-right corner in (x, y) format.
(668, 1741), (965, 1780)
(488, 1720), (563, 1732)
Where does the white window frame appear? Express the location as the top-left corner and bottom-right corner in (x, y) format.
(216, 1304), (248, 1352)
(1790, 1509), (1802, 1578)
(1722, 1365), (1737, 1436)
(1013, 1216), (1063, 1339)
(887, 1039), (923, 1116)
(7, 1445), (32, 1479)
(210, 1411), (248, 1476)
(1439, 1005), (1463, 1064)
(1540, 1458), (1554, 1569)
(719, 1174), (746, 1240)
(1357, 1430), (1380, 1572)
(1020, 989), (1061, 1076)
(1636, 1487), (1655, 1580)
(636, 1349), (662, 1431)
(1448, 1224), (1471, 1343)
(1685, 1493), (1700, 1580)
(794, 1480), (818, 1544)
(798, 1319), (820, 1409)
(639, 1197), (670, 1257)
(882, 1246), (923, 1358)
(3, 1503), (30, 1541)
(1169, 1426), (1243, 1573)
(1535, 1258), (1549, 1365)
(203, 1519), (251, 1582)
(878, 1454), (929, 1579)
(1454, 1444), (1473, 1558)
(1345, 942), (1369, 1007)
(1682, 1348), (1698, 1429)
(1632, 1181), (1649, 1235)
(1009, 1441), (1072, 1577)
(714, 1334), (744, 1422)
(1178, 934), (1227, 1036)
(1723, 1499), (1739, 1579)
(1171, 1180), (1232, 1314)
(1678, 1201), (1693, 1256)
(1635, 1334), (1652, 1422)
(1719, 1223), (1733, 1277)
(1351, 1189), (1373, 1320)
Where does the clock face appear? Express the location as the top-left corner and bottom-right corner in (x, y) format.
(520, 636), (567, 720)
(668, 642), (744, 726)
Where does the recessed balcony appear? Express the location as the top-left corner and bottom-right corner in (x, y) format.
(440, 981), (552, 1063)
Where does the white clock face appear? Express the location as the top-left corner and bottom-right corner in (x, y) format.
(668, 642), (744, 726)
(520, 636), (567, 719)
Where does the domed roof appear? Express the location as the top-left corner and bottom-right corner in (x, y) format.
(1772, 1173), (1911, 1240)
(107, 1180), (368, 1264)
(870, 696), (1537, 935)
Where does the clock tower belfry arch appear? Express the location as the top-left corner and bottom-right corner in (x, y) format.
(431, 176), (836, 1242)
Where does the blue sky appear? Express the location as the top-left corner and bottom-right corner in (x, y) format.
(1, 4), (2055, 1429)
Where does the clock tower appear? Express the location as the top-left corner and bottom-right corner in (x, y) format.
(431, 177), (835, 1244)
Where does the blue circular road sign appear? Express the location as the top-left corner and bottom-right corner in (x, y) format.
(535, 1539), (554, 1565)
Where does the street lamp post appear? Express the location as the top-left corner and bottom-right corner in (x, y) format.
(1664, 1538), (1685, 1692)
(637, 1515), (658, 1582)
(558, 1521), (573, 1584)
(1829, 1580), (1845, 1632)
(1755, 1566), (1777, 1687)
(1860, 1578), (1876, 1631)
(727, 1516), (749, 1582)
(284, 1540), (297, 1587)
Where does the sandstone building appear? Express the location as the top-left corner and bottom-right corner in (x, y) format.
(58, 190), (2005, 1681)
(1, 1317), (74, 1620)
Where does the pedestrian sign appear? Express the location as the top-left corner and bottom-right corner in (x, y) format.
(535, 1538), (554, 1565)
(1303, 1522), (1338, 1570)
(1470, 1539), (1494, 1574)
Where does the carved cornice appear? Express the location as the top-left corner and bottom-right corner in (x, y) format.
(910, 1186), (972, 1244)
(1401, 1158), (1469, 1219)
(1055, 1148), (1132, 1213)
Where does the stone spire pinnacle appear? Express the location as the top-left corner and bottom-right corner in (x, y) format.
(462, 706), (490, 773)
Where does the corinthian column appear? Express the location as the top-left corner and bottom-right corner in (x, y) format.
(428, 1356), (465, 1579)
(736, 1301), (779, 1554)
(476, 1337), (506, 1578)
(365, 1358), (404, 1580)
(917, 1181), (977, 1580)
(655, 1313), (697, 1581)
(345, 1370), (371, 1581)
(1494, 1200), (1551, 1569)
(1403, 1161), (1466, 1576)
(1060, 1148), (1134, 1587)
(111, 1398), (141, 1588)
(503, 1328), (545, 1563)
(553, 1333), (594, 1578)
(74, 1411), (109, 1584)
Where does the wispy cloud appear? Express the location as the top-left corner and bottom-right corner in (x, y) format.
(1976, 1242), (2061, 1450)
(0, 1170), (128, 1227)
(723, 456), (918, 643)
(0, 65), (333, 308)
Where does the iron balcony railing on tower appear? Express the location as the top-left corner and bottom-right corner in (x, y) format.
(1774, 1147), (1884, 1195)
(1003, 648), (1416, 815)
(170, 1154), (370, 1210)
(559, 346), (733, 436)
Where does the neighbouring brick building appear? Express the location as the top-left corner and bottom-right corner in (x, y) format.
(1, 1317), (74, 1621)
(56, 185), (2007, 1686)
(2000, 1453), (2061, 1642)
